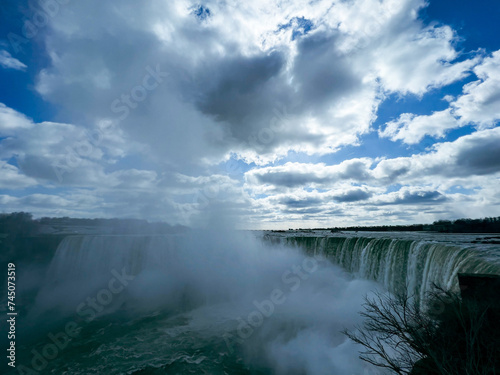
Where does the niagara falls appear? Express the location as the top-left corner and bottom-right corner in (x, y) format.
(1, 215), (499, 374)
(1, 0), (500, 374)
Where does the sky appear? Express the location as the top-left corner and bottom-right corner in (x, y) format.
(0, 0), (499, 229)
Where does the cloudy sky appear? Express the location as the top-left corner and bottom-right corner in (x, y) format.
(0, 0), (499, 229)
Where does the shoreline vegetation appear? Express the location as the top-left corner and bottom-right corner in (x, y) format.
(283, 216), (500, 234)
(0, 212), (188, 264)
(2, 212), (500, 263)
(2, 212), (500, 235)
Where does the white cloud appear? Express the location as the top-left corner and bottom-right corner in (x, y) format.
(2, 0), (499, 227)
(380, 109), (458, 144)
(371, 187), (447, 205)
(0, 50), (27, 71)
(380, 50), (500, 145)
(0, 103), (33, 134)
(374, 127), (500, 181)
(0, 161), (38, 189)
(29, 0), (481, 167)
(245, 158), (374, 192)
(370, 25), (478, 95)
(453, 50), (500, 127)
(0, 101), (248, 224)
(240, 128), (500, 227)
(0, 104), (145, 187)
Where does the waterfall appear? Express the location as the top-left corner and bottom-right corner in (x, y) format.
(41, 232), (500, 312)
(33, 234), (182, 317)
(276, 234), (500, 302)
(27, 231), (391, 374)
(46, 235), (178, 283)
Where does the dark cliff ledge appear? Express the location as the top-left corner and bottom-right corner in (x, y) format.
(411, 273), (500, 375)
(458, 273), (500, 303)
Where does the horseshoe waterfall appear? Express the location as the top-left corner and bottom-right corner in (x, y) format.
(9, 230), (500, 375)
(275, 232), (500, 302)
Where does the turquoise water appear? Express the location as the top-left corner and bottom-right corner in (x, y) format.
(15, 309), (264, 374)
(7, 231), (499, 374)
(9, 231), (383, 374)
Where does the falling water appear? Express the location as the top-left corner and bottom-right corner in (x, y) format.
(15, 230), (499, 375)
(275, 232), (500, 302)
(21, 231), (386, 375)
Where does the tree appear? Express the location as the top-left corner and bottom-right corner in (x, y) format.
(343, 286), (499, 375)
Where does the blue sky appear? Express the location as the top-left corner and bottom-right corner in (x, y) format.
(1, 0), (500, 229)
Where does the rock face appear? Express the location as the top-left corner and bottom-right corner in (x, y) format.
(410, 274), (500, 375)
(457, 273), (500, 303)
(410, 358), (439, 375)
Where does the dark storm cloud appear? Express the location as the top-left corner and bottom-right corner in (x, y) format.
(247, 159), (374, 189)
(324, 208), (344, 215)
(292, 32), (361, 111)
(255, 172), (331, 188)
(192, 51), (290, 144)
(338, 160), (373, 181)
(371, 128), (500, 183)
(383, 190), (447, 205)
(282, 207), (325, 215)
(279, 196), (323, 208)
(454, 135), (500, 175)
(187, 28), (366, 154)
(195, 51), (286, 123)
(333, 189), (372, 202)
(17, 155), (84, 184)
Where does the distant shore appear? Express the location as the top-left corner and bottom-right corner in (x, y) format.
(278, 216), (500, 234)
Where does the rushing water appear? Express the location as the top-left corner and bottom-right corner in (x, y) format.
(10, 230), (500, 374)
(272, 231), (500, 303)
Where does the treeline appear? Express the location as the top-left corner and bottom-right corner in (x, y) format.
(319, 216), (500, 233)
(429, 217), (500, 233)
(0, 212), (188, 262)
(37, 216), (187, 234)
(0, 212), (187, 236)
(0, 212), (63, 263)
